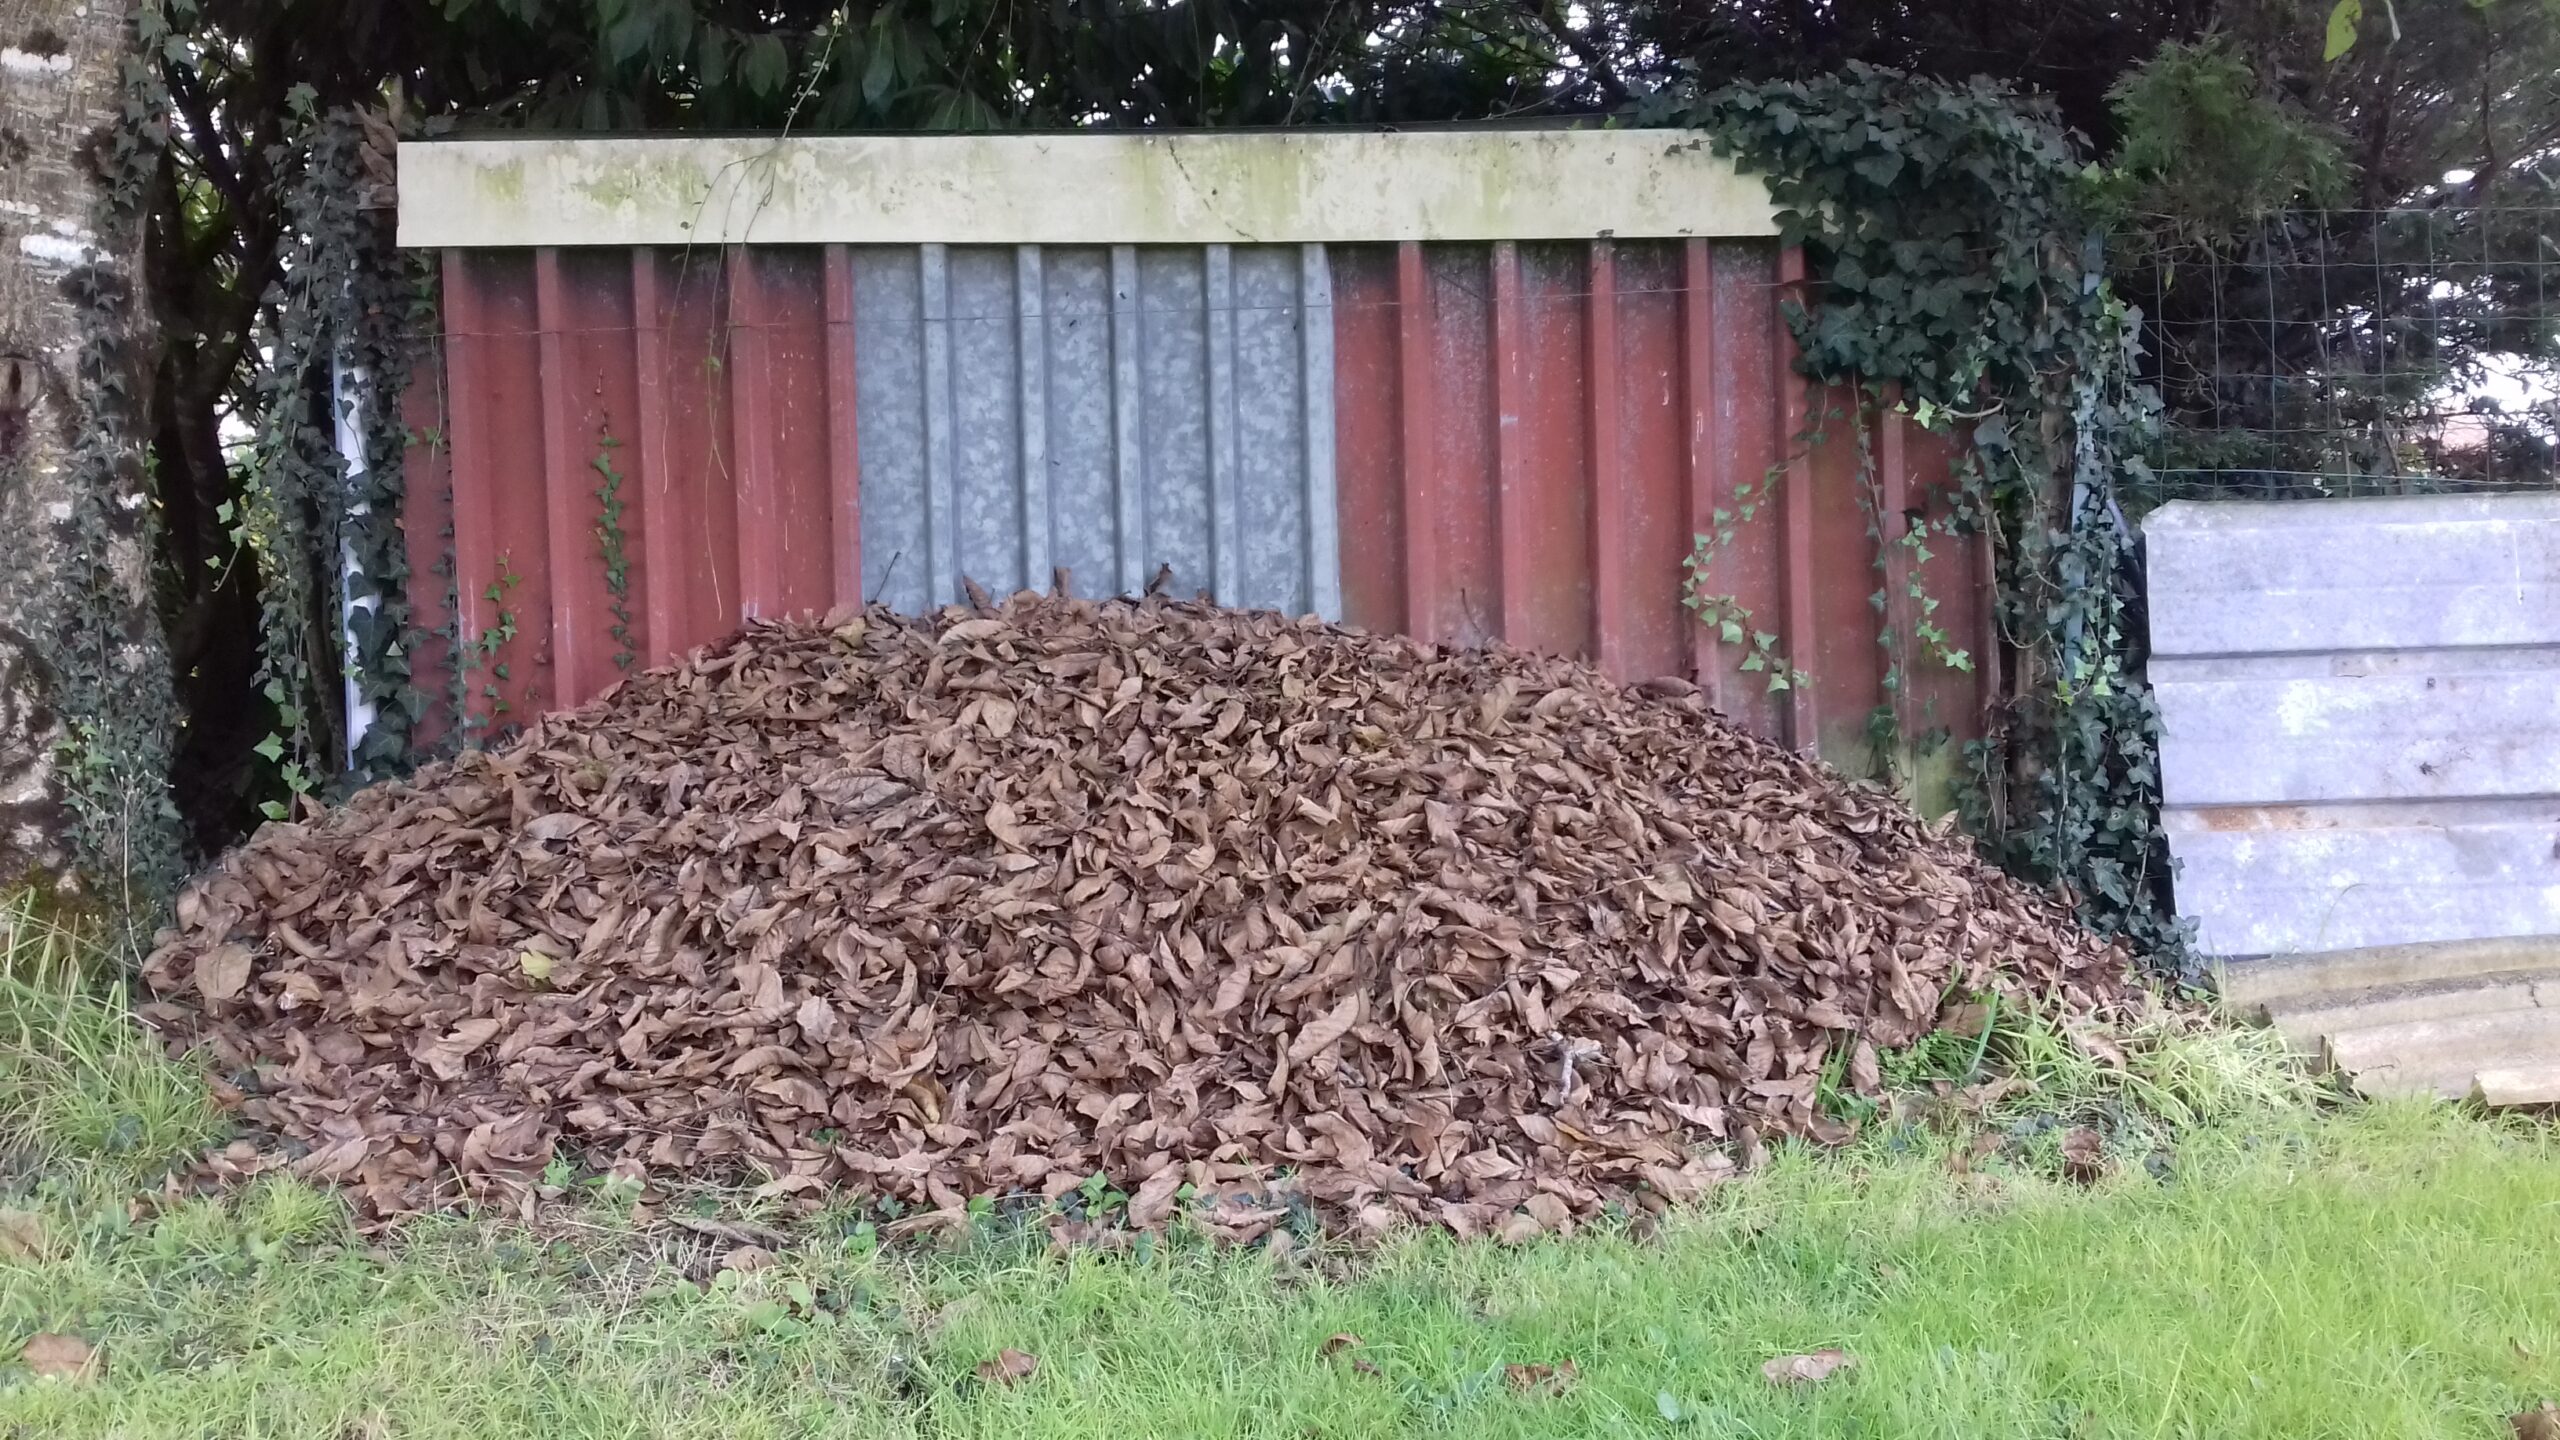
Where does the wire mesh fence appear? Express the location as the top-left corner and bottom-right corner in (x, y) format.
(2131, 204), (2559, 504)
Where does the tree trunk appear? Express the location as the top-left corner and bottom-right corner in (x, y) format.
(0, 0), (180, 906)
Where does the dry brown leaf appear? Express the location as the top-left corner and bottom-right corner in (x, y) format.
(1351, 1359), (1383, 1378)
(1504, 1360), (1579, 1395)
(0, 1209), (45, 1261)
(1939, 1001), (1992, 1038)
(1286, 994), (1361, 1065)
(1127, 1166), (1185, 1229)
(720, 1245), (777, 1274)
(1947, 1131), (2001, 1176)
(195, 943), (253, 1003)
(794, 994), (839, 1045)
(22, 1333), (97, 1381)
(1762, 1349), (1856, 1386)
(415, 1018), (503, 1081)
(977, 1349), (1039, 1386)
(1319, 1333), (1365, 1357)
(2514, 1402), (2560, 1440)
(2059, 1127), (2108, 1185)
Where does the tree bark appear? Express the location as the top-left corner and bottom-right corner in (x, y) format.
(0, 0), (180, 902)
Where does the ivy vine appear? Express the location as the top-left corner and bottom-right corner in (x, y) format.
(593, 427), (637, 674)
(1648, 66), (2190, 971)
(233, 102), (433, 817)
(26, 0), (191, 922)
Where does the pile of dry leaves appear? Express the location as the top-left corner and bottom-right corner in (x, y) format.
(142, 595), (2127, 1233)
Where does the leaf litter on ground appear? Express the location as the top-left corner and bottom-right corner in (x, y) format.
(1762, 1348), (1857, 1385)
(975, 1349), (1038, 1386)
(20, 1333), (97, 1382)
(140, 594), (2129, 1234)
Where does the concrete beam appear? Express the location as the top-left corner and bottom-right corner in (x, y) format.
(396, 129), (1781, 250)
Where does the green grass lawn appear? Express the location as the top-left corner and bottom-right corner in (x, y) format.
(5, 915), (2559, 1437)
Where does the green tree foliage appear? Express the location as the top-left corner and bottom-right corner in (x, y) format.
(2104, 38), (2351, 240)
(2104, 1), (2560, 500)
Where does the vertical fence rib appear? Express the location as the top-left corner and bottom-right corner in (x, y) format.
(822, 244), (864, 609)
(1396, 240), (1437, 640)
(1299, 243), (1341, 621)
(1681, 238), (1724, 704)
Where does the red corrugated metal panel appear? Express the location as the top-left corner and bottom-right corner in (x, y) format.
(417, 248), (864, 736)
(399, 326), (456, 749)
(1327, 238), (1990, 761)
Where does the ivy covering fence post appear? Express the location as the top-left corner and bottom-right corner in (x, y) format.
(234, 103), (426, 820)
(0, 0), (184, 914)
(1649, 66), (2187, 968)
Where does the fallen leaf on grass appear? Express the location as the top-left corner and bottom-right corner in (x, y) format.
(22, 1333), (98, 1381)
(1504, 1360), (1578, 1395)
(977, 1349), (1038, 1386)
(0, 1209), (46, 1260)
(2514, 1401), (2560, 1440)
(1319, 1333), (1365, 1357)
(1939, 1000), (1992, 1038)
(1947, 1131), (2001, 1176)
(2059, 1127), (2108, 1184)
(1762, 1348), (1857, 1386)
(1351, 1359), (1382, 1378)
(720, 1245), (776, 1274)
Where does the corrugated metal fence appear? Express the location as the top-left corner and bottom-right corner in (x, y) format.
(405, 239), (1989, 765)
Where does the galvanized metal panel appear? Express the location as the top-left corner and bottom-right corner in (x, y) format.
(2147, 494), (2560, 956)
(850, 241), (1334, 615)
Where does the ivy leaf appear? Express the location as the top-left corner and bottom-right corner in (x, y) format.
(696, 26), (730, 89)
(253, 733), (285, 763)
(604, 4), (656, 64)
(861, 31), (899, 103)
(2324, 0), (2363, 60)
(1719, 619), (1745, 644)
(741, 32), (790, 97)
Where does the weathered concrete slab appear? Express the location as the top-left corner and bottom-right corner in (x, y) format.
(2167, 802), (2560, 956)
(2472, 1065), (2560, 1106)
(2146, 495), (2560, 959)
(397, 130), (1782, 250)
(2326, 1008), (2560, 1098)
(2145, 493), (2560, 657)
(2222, 935), (2560, 1014)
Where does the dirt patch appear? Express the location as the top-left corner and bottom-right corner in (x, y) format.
(142, 596), (2126, 1232)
